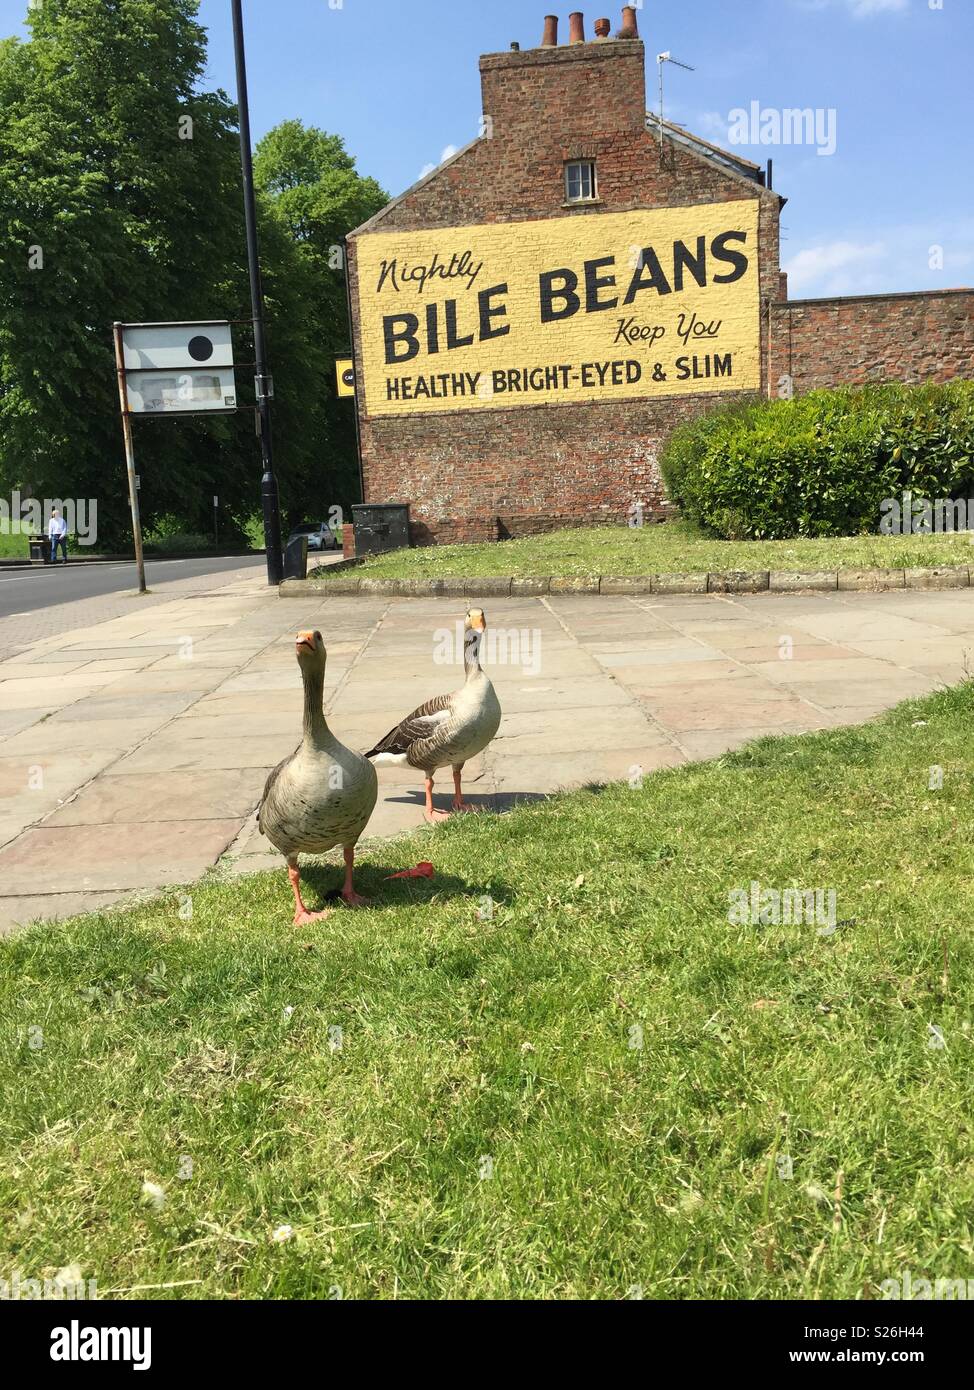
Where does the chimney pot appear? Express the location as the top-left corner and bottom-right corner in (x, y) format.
(594, 18), (611, 38)
(541, 14), (559, 46)
(620, 4), (639, 38)
(569, 11), (585, 43)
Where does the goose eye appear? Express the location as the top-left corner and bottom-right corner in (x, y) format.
(313, 630), (322, 643)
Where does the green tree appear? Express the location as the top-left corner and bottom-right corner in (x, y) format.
(0, 6), (386, 551)
(254, 119), (387, 526)
(0, 0), (261, 547)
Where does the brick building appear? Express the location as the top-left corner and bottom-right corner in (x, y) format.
(346, 8), (974, 546)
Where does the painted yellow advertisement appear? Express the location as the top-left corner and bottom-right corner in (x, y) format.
(353, 200), (761, 416)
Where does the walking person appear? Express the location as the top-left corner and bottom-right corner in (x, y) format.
(48, 508), (68, 564)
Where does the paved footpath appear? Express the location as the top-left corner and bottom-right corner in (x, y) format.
(1, 572), (972, 932)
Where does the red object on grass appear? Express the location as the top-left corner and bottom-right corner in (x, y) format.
(384, 862), (435, 881)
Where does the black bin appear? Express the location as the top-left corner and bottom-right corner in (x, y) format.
(29, 535), (48, 563)
(284, 532), (308, 581)
(351, 503), (410, 557)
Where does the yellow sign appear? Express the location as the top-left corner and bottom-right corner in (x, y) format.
(335, 358), (356, 397)
(353, 201), (761, 416)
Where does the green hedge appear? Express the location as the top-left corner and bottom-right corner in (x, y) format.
(659, 382), (974, 539)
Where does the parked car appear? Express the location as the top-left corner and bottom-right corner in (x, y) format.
(287, 521), (338, 552)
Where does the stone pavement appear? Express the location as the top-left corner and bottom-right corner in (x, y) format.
(1, 574), (972, 932)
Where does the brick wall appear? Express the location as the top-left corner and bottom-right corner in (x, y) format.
(347, 36), (782, 544)
(769, 289), (974, 395)
(347, 31), (972, 546)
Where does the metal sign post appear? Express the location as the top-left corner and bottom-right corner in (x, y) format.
(112, 321), (148, 595)
(114, 319), (240, 594)
(231, 0), (284, 588)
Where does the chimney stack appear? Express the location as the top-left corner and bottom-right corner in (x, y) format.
(594, 18), (611, 38)
(541, 14), (559, 46)
(569, 11), (585, 43)
(620, 5), (639, 38)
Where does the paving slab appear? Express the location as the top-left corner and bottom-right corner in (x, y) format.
(102, 670), (223, 694)
(608, 658), (745, 686)
(105, 734), (295, 775)
(638, 691), (813, 732)
(0, 819), (246, 893)
(716, 643), (855, 663)
(783, 676), (937, 708)
(0, 718), (162, 755)
(0, 683), (86, 712)
(0, 708), (58, 742)
(44, 767), (271, 826)
(0, 660), (92, 679)
(0, 749), (119, 819)
(491, 745), (686, 794)
(2, 582), (973, 928)
(46, 692), (200, 723)
(0, 891), (129, 937)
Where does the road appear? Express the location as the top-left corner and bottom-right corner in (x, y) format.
(0, 554), (266, 621)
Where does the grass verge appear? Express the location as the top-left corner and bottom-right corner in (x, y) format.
(2, 685), (973, 1299)
(313, 519), (974, 581)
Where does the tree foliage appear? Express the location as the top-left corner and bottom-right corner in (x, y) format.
(0, 2), (387, 547)
(660, 381), (974, 539)
(254, 119), (387, 525)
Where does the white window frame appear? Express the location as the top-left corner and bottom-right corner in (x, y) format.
(564, 159), (597, 203)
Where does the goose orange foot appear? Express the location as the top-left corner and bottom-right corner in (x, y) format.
(423, 777), (452, 824)
(293, 906), (333, 927)
(288, 866), (332, 928)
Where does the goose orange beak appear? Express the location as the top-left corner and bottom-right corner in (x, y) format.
(296, 630), (315, 651)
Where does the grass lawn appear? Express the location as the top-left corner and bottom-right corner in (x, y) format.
(315, 518), (974, 581)
(0, 531), (31, 559)
(2, 686), (973, 1299)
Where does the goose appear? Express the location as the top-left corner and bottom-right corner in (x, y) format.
(365, 608), (501, 823)
(258, 629), (378, 924)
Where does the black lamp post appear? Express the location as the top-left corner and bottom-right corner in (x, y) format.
(230, 0), (283, 586)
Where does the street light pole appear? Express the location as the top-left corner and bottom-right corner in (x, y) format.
(230, 0), (283, 586)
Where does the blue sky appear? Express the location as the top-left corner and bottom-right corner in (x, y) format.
(3, 0), (971, 297)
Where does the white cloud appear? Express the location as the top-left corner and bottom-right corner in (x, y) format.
(784, 219), (974, 296)
(785, 239), (886, 295)
(418, 144), (460, 181)
(695, 110), (732, 143)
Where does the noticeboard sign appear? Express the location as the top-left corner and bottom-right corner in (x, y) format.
(120, 321), (237, 415)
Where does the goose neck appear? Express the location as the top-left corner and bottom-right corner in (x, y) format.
(302, 667), (330, 744)
(464, 643), (482, 679)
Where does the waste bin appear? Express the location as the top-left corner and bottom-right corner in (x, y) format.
(351, 503), (410, 557)
(28, 534), (49, 563)
(283, 532), (308, 581)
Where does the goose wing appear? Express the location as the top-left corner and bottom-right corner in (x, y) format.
(365, 693), (453, 759)
(257, 746), (298, 831)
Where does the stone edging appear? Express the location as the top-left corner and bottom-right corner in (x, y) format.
(280, 565), (973, 598)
